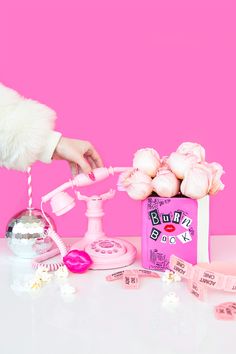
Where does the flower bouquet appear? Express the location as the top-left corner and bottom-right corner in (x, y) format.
(118, 142), (224, 271)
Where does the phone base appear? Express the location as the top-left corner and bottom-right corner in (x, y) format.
(71, 238), (137, 270)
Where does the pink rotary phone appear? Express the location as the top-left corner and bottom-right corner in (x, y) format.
(36, 167), (137, 271)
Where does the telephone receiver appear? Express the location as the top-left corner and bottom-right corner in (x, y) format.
(42, 167), (128, 216)
(36, 167), (137, 272)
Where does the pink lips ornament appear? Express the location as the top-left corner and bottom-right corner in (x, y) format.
(63, 249), (93, 273)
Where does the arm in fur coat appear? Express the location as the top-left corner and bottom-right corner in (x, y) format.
(0, 83), (62, 171)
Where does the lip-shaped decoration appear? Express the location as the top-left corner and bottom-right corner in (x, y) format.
(63, 249), (93, 273)
(164, 224), (176, 233)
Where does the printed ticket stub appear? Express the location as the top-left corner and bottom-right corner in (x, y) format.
(123, 270), (140, 289)
(214, 303), (236, 321)
(106, 269), (160, 281)
(106, 271), (124, 281)
(137, 270), (160, 278)
(224, 276), (236, 292)
(169, 255), (193, 279)
(188, 281), (205, 301)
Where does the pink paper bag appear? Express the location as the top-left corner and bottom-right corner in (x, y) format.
(142, 195), (209, 272)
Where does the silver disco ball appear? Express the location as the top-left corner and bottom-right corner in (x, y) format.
(6, 209), (56, 259)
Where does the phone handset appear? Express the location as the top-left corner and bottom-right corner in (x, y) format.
(42, 167), (128, 215)
(33, 167), (131, 273)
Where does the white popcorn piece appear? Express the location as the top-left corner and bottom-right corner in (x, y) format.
(35, 267), (53, 283)
(162, 270), (181, 283)
(29, 279), (43, 290)
(37, 272), (53, 283)
(162, 292), (179, 308)
(173, 273), (182, 282)
(55, 265), (69, 279)
(35, 266), (49, 276)
(162, 270), (175, 283)
(60, 284), (76, 296)
(11, 277), (45, 293)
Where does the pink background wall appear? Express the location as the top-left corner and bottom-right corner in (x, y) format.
(0, 0), (235, 237)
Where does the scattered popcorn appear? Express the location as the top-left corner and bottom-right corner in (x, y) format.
(35, 266), (53, 283)
(162, 292), (179, 308)
(11, 265), (76, 296)
(11, 266), (73, 296)
(173, 273), (181, 282)
(162, 270), (175, 283)
(12, 267), (53, 293)
(55, 265), (69, 279)
(35, 266), (49, 277)
(30, 279), (43, 290)
(162, 270), (181, 283)
(60, 284), (77, 296)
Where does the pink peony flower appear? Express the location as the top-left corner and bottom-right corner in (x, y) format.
(152, 169), (180, 198)
(133, 148), (161, 177)
(180, 164), (212, 199)
(159, 156), (170, 170)
(202, 162), (225, 195)
(118, 144), (225, 201)
(176, 142), (205, 162)
(167, 152), (198, 179)
(117, 168), (152, 200)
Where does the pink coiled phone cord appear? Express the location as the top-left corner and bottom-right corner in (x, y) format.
(32, 247), (64, 271)
(32, 202), (68, 271)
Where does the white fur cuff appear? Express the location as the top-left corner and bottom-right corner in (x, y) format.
(0, 83), (59, 171)
(38, 131), (62, 164)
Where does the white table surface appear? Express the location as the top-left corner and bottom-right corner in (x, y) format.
(1, 236), (236, 354)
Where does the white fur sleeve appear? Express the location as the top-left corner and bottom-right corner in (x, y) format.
(0, 83), (62, 171)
